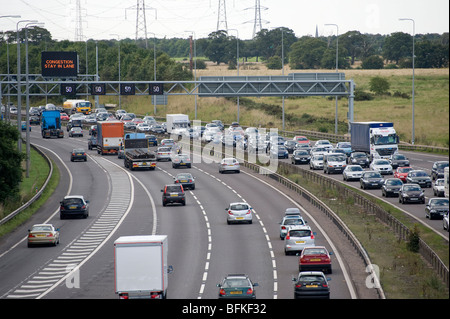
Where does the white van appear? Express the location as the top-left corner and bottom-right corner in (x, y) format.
(323, 153), (347, 174)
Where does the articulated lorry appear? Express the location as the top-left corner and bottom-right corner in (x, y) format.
(41, 110), (64, 138)
(114, 235), (172, 299)
(350, 121), (399, 160)
(123, 133), (156, 170)
(97, 121), (124, 155)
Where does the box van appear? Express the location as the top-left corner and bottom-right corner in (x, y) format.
(323, 153), (347, 174)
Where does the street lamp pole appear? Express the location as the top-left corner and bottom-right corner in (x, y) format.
(325, 23), (339, 135)
(399, 18), (415, 145)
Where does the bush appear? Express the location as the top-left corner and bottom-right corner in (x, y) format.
(354, 89), (374, 101)
(407, 225), (420, 253)
(369, 76), (390, 95)
(362, 55), (384, 69)
(266, 56), (282, 70)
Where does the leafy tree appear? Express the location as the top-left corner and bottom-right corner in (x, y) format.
(266, 56), (282, 69)
(383, 32), (412, 64)
(362, 55), (384, 69)
(0, 122), (25, 203)
(289, 37), (327, 69)
(204, 30), (232, 65)
(340, 31), (365, 65)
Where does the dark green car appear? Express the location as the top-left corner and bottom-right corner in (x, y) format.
(217, 274), (258, 299)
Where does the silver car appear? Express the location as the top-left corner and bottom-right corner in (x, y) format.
(280, 215), (307, 239)
(226, 202), (253, 224)
(343, 165), (364, 181)
(219, 157), (240, 174)
(156, 146), (172, 161)
(284, 225), (315, 255)
(309, 154), (324, 170)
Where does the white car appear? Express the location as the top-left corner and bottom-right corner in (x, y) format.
(433, 179), (446, 197)
(443, 211), (449, 232)
(279, 215), (307, 239)
(343, 165), (364, 181)
(309, 154), (324, 170)
(219, 157), (240, 174)
(284, 225), (315, 255)
(314, 140), (333, 149)
(136, 123), (151, 132)
(226, 202), (253, 224)
(370, 159), (393, 175)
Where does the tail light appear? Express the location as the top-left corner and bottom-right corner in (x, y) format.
(46, 233), (53, 237)
(219, 289), (226, 296)
(295, 284), (302, 288)
(286, 234), (290, 240)
(188, 179), (192, 183)
(246, 209), (251, 215)
(72, 153), (75, 156)
(228, 210), (233, 215)
(310, 233), (315, 239)
(281, 226), (286, 230)
(119, 293), (129, 299)
(81, 205), (86, 209)
(246, 288), (253, 295)
(28, 233), (34, 238)
(60, 205), (65, 211)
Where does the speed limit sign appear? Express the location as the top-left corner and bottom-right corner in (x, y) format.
(149, 83), (164, 95)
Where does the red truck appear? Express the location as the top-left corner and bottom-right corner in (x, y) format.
(96, 121), (124, 155)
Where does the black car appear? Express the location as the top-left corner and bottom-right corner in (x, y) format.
(284, 140), (298, 154)
(60, 195), (89, 219)
(174, 173), (195, 190)
(431, 161), (449, 180)
(381, 178), (403, 197)
(88, 136), (98, 150)
(293, 271), (330, 299)
(389, 154), (410, 169)
(406, 170), (432, 188)
(348, 152), (369, 168)
(360, 171), (384, 189)
(29, 115), (40, 125)
(161, 184), (186, 206)
(71, 148), (87, 162)
(217, 274), (258, 299)
(291, 150), (311, 165)
(399, 183), (425, 204)
(425, 198), (449, 220)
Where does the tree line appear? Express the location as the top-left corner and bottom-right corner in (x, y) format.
(1, 27), (449, 83)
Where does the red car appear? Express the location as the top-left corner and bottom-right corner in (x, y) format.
(394, 166), (413, 182)
(294, 136), (310, 146)
(299, 246), (332, 274)
(60, 112), (70, 121)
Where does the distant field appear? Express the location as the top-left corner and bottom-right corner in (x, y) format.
(99, 63), (449, 147)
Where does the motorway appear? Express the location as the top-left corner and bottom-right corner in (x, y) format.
(279, 150), (449, 239)
(0, 126), (446, 300)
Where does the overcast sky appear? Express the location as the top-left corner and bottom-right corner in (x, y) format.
(1, 0), (448, 41)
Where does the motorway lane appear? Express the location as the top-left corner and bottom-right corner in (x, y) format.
(191, 159), (353, 299)
(280, 149), (449, 238)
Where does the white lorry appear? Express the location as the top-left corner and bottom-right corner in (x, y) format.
(114, 235), (172, 299)
(350, 121), (399, 161)
(166, 114), (190, 135)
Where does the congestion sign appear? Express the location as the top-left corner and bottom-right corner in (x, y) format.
(41, 51), (78, 78)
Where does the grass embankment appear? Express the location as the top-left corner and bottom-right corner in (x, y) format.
(0, 147), (60, 238)
(286, 172), (448, 299)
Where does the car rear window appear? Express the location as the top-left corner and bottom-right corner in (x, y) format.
(223, 279), (250, 288)
(63, 198), (83, 205)
(230, 204), (249, 210)
(166, 185), (183, 192)
(289, 229), (311, 237)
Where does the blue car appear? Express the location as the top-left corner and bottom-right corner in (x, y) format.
(146, 134), (158, 146)
(21, 121), (31, 131)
